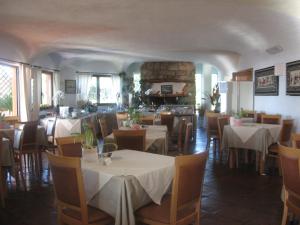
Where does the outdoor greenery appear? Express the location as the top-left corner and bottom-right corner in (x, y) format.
(0, 93), (12, 112)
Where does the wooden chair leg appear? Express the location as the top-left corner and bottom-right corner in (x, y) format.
(281, 203), (288, 225)
(235, 149), (239, 168)
(259, 154), (265, 175)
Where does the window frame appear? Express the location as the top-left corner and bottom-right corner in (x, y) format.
(41, 70), (54, 107)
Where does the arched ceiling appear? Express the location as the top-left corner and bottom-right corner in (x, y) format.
(0, 0), (300, 75)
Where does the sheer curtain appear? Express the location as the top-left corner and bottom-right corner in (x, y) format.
(53, 71), (61, 105)
(30, 68), (42, 121)
(112, 75), (121, 104)
(19, 64), (32, 121)
(77, 74), (92, 101)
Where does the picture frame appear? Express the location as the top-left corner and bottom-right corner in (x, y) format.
(254, 66), (278, 96)
(65, 80), (76, 94)
(161, 85), (173, 94)
(286, 60), (300, 96)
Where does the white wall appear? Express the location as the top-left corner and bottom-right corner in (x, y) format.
(239, 52), (300, 131)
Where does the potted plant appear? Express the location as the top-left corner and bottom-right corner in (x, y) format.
(82, 122), (95, 149)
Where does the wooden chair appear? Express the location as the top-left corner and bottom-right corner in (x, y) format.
(291, 133), (300, 149)
(255, 112), (266, 123)
(11, 128), (26, 190)
(243, 110), (256, 118)
(267, 119), (294, 174)
(140, 114), (154, 125)
(13, 121), (39, 176)
(44, 117), (57, 153)
(136, 151), (208, 225)
(4, 116), (19, 126)
(217, 116), (229, 161)
(113, 129), (146, 151)
(116, 112), (128, 128)
(160, 113), (175, 135)
(183, 122), (193, 153)
(205, 112), (220, 152)
(46, 152), (114, 225)
(261, 114), (281, 124)
(98, 117), (110, 138)
(56, 136), (84, 157)
(278, 144), (300, 225)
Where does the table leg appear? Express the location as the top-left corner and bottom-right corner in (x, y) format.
(259, 153), (265, 175)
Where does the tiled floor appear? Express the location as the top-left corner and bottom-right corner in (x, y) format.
(0, 119), (287, 225)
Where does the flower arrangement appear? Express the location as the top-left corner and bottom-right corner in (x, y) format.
(206, 84), (220, 113)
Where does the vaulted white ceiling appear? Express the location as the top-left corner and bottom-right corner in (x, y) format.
(0, 0), (300, 74)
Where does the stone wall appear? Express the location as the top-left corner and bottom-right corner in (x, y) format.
(140, 62), (196, 105)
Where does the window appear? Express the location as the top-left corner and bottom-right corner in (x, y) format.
(0, 63), (18, 116)
(41, 71), (53, 106)
(87, 75), (119, 104)
(195, 73), (203, 105)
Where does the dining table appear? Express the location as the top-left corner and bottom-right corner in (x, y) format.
(222, 123), (281, 174)
(104, 125), (168, 155)
(81, 149), (174, 225)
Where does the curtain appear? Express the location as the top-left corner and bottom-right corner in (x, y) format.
(19, 64), (32, 121)
(112, 75), (121, 104)
(77, 74), (92, 101)
(53, 71), (61, 105)
(30, 68), (42, 121)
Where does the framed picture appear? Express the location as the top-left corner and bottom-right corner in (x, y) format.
(65, 80), (76, 94)
(254, 66), (278, 96)
(161, 85), (173, 94)
(286, 60), (300, 95)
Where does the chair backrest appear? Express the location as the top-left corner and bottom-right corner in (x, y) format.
(160, 113), (174, 134)
(261, 114), (281, 124)
(255, 112), (266, 123)
(46, 152), (89, 224)
(279, 119), (294, 144)
(217, 117), (229, 140)
(140, 114), (154, 125)
(206, 112), (220, 135)
(113, 129), (146, 151)
(292, 133), (300, 149)
(170, 151), (208, 224)
(46, 118), (56, 137)
(183, 122), (193, 152)
(244, 111), (256, 118)
(116, 112), (128, 128)
(98, 117), (109, 138)
(22, 121), (38, 145)
(177, 118), (187, 152)
(56, 136), (83, 157)
(278, 144), (300, 204)
(4, 116), (19, 126)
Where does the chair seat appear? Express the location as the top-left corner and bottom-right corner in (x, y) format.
(62, 205), (113, 224)
(136, 195), (196, 224)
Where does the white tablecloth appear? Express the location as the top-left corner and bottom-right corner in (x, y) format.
(82, 150), (174, 225)
(105, 125), (168, 155)
(231, 123), (281, 143)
